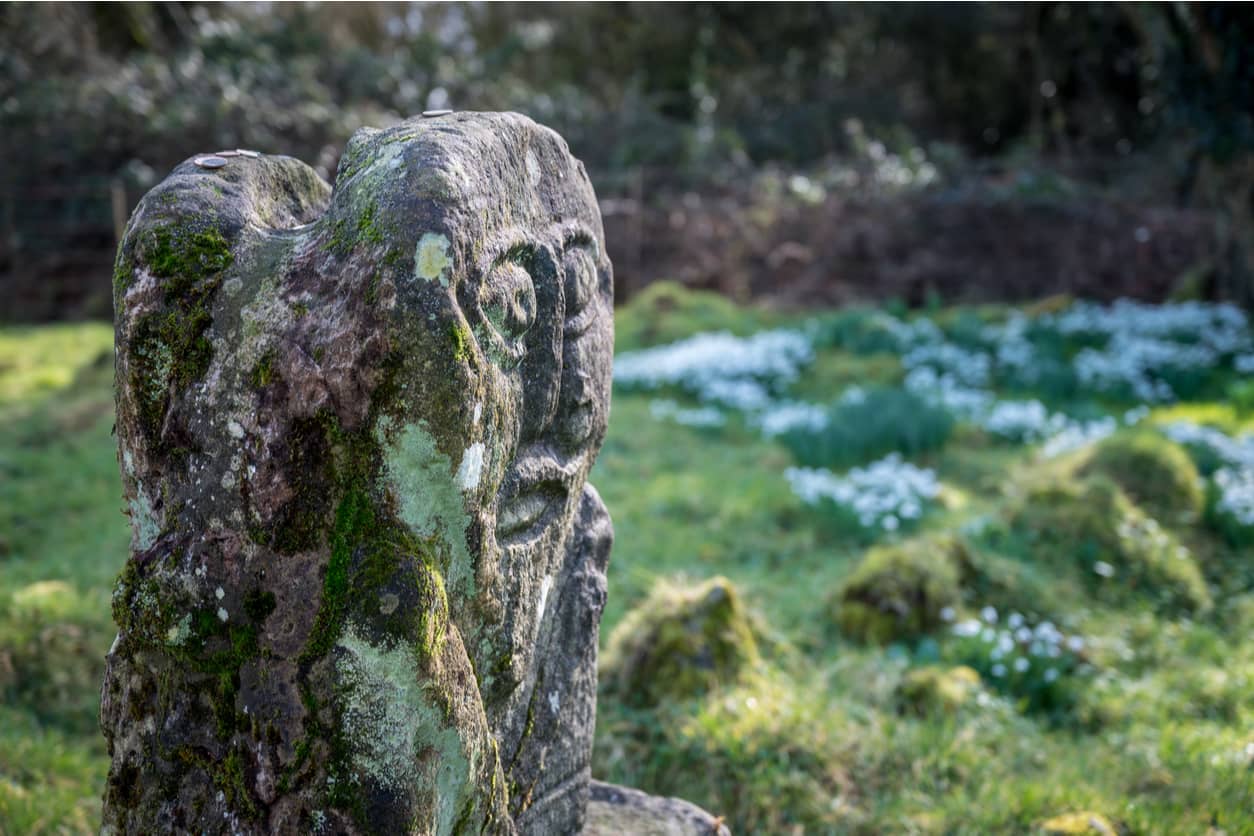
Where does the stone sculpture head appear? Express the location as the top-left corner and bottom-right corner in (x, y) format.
(103, 112), (612, 833)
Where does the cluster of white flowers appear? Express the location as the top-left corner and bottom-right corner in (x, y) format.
(903, 367), (993, 419)
(1165, 421), (1254, 529)
(902, 342), (992, 388)
(1050, 299), (1249, 354)
(756, 401), (828, 438)
(1048, 300), (1251, 402)
(615, 329), (814, 415)
(785, 453), (940, 531)
(1039, 416), (1119, 458)
(1162, 421), (1254, 470)
(1214, 468), (1254, 526)
(951, 606), (1085, 683)
(981, 400), (1065, 442)
(648, 399), (726, 428)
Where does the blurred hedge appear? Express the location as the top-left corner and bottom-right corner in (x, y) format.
(0, 3), (1249, 320)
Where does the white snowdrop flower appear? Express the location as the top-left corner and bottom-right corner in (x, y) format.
(1066, 636), (1085, 653)
(990, 646), (1004, 661)
(953, 619), (981, 637)
(981, 627), (996, 643)
(1014, 626), (1033, 643)
(980, 605), (998, 624)
(940, 606), (956, 623)
(1093, 560), (1116, 578)
(1044, 668), (1059, 683)
(997, 633), (1015, 654)
(1007, 612), (1024, 629)
(991, 663), (1007, 678)
(1013, 658), (1030, 673)
(881, 514), (900, 531)
(1029, 641), (1045, 656)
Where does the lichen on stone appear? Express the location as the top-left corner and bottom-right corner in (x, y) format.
(336, 624), (475, 836)
(415, 233), (453, 286)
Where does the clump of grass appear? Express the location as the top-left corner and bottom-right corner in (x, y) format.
(1080, 432), (1203, 523)
(780, 386), (954, 469)
(600, 576), (759, 707)
(1006, 477), (1211, 615)
(832, 535), (968, 644)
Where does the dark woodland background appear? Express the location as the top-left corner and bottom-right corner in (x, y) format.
(1, 2), (1251, 322)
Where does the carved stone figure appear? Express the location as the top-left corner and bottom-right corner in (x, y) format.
(102, 109), (623, 834)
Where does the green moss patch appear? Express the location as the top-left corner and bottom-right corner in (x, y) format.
(601, 576), (759, 707)
(894, 665), (983, 717)
(1080, 432), (1203, 522)
(833, 536), (967, 644)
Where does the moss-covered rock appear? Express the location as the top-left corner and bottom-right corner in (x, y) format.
(1008, 477), (1211, 615)
(833, 536), (967, 644)
(894, 666), (983, 716)
(1080, 432), (1203, 522)
(601, 577), (759, 707)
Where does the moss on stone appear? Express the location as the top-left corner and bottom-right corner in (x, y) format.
(1080, 432), (1203, 522)
(833, 536), (967, 644)
(125, 222), (234, 452)
(249, 349), (278, 389)
(601, 576), (758, 707)
(141, 226), (232, 287)
(1008, 476), (1211, 615)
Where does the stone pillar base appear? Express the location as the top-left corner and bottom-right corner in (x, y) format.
(585, 781), (730, 836)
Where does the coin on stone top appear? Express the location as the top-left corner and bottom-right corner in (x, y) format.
(194, 155), (228, 169)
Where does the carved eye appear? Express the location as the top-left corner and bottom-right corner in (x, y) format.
(479, 260), (537, 367)
(563, 245), (599, 337)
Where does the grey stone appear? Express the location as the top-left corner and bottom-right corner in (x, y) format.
(585, 782), (731, 836)
(102, 110), (719, 835)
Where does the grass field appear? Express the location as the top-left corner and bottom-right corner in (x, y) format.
(2, 288), (1252, 834)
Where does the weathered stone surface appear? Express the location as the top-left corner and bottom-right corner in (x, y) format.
(585, 782), (731, 836)
(102, 111), (617, 834)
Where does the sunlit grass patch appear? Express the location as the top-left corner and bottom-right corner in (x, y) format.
(0, 323), (113, 412)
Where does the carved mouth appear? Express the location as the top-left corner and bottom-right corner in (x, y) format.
(494, 449), (580, 547)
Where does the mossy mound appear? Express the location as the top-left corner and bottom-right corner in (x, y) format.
(894, 666), (983, 716)
(614, 281), (769, 352)
(833, 536), (968, 644)
(1009, 477), (1211, 615)
(1080, 432), (1203, 522)
(0, 582), (110, 734)
(601, 576), (759, 707)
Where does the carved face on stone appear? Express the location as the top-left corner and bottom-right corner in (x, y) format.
(341, 113), (614, 709)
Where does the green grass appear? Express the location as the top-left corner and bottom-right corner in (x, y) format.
(2, 297), (1253, 834)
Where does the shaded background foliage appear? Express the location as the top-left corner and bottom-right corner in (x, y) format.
(0, 1), (1250, 320)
